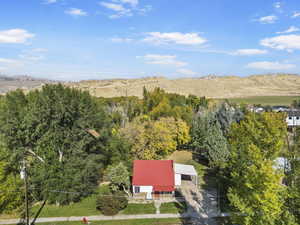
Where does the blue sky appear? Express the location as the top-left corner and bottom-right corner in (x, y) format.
(0, 0), (300, 81)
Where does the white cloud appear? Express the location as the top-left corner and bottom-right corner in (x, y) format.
(273, 2), (282, 9)
(100, 0), (151, 18)
(111, 37), (133, 43)
(231, 49), (268, 55)
(31, 48), (48, 53)
(119, 0), (138, 7)
(177, 68), (197, 75)
(292, 12), (300, 18)
(45, 0), (57, 4)
(65, 8), (87, 16)
(100, 2), (132, 18)
(260, 34), (300, 51)
(0, 58), (22, 68)
(19, 54), (45, 61)
(0, 29), (35, 44)
(143, 32), (207, 46)
(0, 58), (19, 64)
(138, 54), (187, 67)
(276, 26), (300, 34)
(100, 2), (125, 11)
(257, 15), (277, 24)
(246, 61), (296, 70)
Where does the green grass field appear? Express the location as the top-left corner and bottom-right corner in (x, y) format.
(31, 194), (99, 217)
(13, 218), (182, 225)
(160, 202), (187, 214)
(224, 96), (300, 106)
(31, 200), (182, 217)
(121, 203), (156, 215)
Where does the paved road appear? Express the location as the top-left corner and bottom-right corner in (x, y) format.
(0, 213), (189, 225)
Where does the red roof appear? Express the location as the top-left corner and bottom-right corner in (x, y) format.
(132, 160), (175, 192)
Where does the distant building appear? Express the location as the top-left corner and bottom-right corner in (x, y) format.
(286, 110), (300, 127)
(272, 105), (290, 113)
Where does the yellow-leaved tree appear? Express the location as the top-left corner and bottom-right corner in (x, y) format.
(120, 116), (190, 160)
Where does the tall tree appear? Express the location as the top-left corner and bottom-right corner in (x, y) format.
(285, 127), (300, 223)
(0, 136), (23, 214)
(191, 112), (229, 168)
(0, 85), (127, 205)
(227, 112), (287, 225)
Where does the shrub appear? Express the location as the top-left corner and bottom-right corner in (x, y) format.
(96, 190), (128, 215)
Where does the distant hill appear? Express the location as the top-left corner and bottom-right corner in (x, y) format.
(67, 74), (300, 99)
(0, 75), (55, 94)
(2, 74), (300, 99)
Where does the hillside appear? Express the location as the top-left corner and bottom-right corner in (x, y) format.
(0, 75), (54, 94)
(2, 74), (300, 99)
(67, 74), (300, 99)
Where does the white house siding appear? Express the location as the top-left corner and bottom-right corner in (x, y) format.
(133, 185), (153, 199)
(175, 173), (181, 186)
(140, 186), (153, 193)
(286, 116), (300, 126)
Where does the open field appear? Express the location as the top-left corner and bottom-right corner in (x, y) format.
(225, 95), (300, 106)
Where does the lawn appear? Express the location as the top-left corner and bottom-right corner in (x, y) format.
(12, 218), (182, 225)
(225, 95), (300, 106)
(168, 150), (192, 164)
(160, 202), (187, 214)
(120, 203), (156, 215)
(31, 194), (99, 217)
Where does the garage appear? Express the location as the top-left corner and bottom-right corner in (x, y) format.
(174, 163), (198, 186)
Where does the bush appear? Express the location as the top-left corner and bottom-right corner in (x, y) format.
(96, 190), (128, 216)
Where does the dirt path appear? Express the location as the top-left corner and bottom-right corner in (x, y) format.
(180, 181), (219, 225)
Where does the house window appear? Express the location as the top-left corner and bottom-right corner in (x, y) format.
(134, 186), (140, 193)
(297, 117), (300, 120)
(289, 117), (292, 120)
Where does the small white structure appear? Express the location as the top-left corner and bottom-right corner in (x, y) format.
(286, 111), (300, 127)
(174, 163), (198, 186)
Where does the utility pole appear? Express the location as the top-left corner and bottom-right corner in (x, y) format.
(23, 159), (29, 225)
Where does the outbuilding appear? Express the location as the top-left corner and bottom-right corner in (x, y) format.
(174, 163), (198, 186)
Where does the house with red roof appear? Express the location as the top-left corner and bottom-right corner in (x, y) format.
(132, 160), (198, 199)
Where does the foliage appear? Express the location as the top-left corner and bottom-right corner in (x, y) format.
(0, 135), (23, 214)
(191, 111), (229, 168)
(96, 190), (128, 216)
(105, 162), (130, 195)
(0, 85), (129, 205)
(142, 87), (208, 124)
(215, 102), (244, 135)
(120, 116), (190, 159)
(285, 127), (300, 223)
(227, 113), (287, 225)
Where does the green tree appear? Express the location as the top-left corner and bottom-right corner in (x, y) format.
(0, 137), (23, 214)
(96, 190), (128, 216)
(0, 85), (127, 205)
(105, 162), (130, 196)
(191, 112), (229, 168)
(285, 127), (300, 223)
(227, 113), (286, 225)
